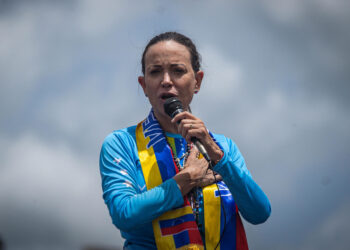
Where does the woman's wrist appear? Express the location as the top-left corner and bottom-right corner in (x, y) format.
(173, 170), (196, 196)
(206, 140), (224, 166)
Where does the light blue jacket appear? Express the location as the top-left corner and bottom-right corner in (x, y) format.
(99, 125), (271, 249)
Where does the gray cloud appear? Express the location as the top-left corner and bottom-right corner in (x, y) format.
(1, 0), (349, 249)
(0, 134), (122, 249)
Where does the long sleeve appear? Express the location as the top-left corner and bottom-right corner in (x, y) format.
(99, 130), (184, 232)
(213, 136), (271, 225)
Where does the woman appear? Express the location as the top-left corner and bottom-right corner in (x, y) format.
(100, 32), (271, 250)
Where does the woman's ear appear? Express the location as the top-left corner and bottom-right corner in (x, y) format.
(194, 70), (204, 92)
(138, 76), (148, 97)
(138, 76), (146, 90)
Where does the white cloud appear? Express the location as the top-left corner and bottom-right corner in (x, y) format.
(0, 0), (153, 122)
(200, 45), (243, 100)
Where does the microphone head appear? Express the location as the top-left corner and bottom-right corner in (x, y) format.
(164, 97), (183, 118)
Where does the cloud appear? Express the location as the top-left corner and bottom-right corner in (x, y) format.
(200, 45), (243, 100)
(302, 200), (350, 250)
(260, 0), (350, 24)
(0, 2), (152, 248)
(0, 133), (123, 249)
(1, 0), (350, 249)
(0, 0), (153, 132)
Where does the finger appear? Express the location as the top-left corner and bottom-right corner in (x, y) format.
(177, 119), (203, 141)
(179, 122), (198, 142)
(198, 173), (221, 187)
(178, 119), (205, 133)
(198, 175), (215, 187)
(177, 118), (198, 131)
(171, 111), (196, 124)
(180, 118), (202, 127)
(213, 174), (223, 182)
(187, 148), (208, 168)
(171, 111), (193, 123)
(187, 146), (199, 160)
(175, 119), (189, 138)
(188, 147), (203, 160)
(206, 169), (214, 175)
(183, 123), (198, 141)
(185, 127), (206, 143)
(185, 127), (211, 144)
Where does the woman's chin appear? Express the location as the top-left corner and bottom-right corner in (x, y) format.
(153, 108), (170, 120)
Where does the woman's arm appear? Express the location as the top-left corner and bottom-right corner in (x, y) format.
(171, 111), (271, 224)
(212, 137), (271, 225)
(100, 132), (184, 231)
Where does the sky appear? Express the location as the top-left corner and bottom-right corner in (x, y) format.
(0, 0), (349, 249)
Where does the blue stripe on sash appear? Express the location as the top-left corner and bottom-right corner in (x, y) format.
(142, 111), (177, 181)
(174, 230), (190, 248)
(153, 141), (177, 181)
(175, 138), (185, 165)
(219, 182), (237, 250)
(159, 214), (194, 228)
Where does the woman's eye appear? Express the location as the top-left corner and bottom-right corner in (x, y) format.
(149, 69), (160, 75)
(174, 68), (185, 74)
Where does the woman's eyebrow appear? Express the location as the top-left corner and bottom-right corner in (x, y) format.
(146, 63), (186, 70)
(170, 63), (186, 67)
(146, 64), (162, 69)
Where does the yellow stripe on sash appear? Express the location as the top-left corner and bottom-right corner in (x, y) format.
(203, 184), (221, 250)
(177, 245), (204, 250)
(152, 219), (177, 249)
(136, 121), (204, 250)
(136, 123), (163, 189)
(167, 137), (176, 155)
(152, 206), (195, 250)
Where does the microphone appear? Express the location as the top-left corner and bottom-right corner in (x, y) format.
(164, 97), (211, 162)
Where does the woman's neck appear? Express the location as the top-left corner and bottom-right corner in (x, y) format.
(154, 111), (178, 134)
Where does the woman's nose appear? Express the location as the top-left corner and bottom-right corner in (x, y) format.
(161, 72), (172, 87)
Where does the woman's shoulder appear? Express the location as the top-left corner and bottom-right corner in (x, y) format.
(102, 125), (138, 150)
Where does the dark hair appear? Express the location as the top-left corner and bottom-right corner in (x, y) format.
(141, 32), (201, 74)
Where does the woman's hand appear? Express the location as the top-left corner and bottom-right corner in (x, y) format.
(173, 147), (222, 196)
(173, 147), (207, 195)
(171, 111), (223, 165)
(184, 146), (209, 183)
(198, 169), (223, 187)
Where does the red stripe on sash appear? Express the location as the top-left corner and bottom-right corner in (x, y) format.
(188, 229), (204, 245)
(236, 206), (249, 250)
(161, 221), (198, 236)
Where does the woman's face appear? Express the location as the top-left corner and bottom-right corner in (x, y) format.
(138, 40), (203, 120)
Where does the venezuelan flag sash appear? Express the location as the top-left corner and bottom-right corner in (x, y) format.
(136, 111), (248, 250)
(203, 182), (248, 250)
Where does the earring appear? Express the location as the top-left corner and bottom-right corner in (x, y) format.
(194, 90), (198, 94)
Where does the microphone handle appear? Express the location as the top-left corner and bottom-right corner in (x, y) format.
(171, 109), (211, 162)
(191, 137), (211, 162)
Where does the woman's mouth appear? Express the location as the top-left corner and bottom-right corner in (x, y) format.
(160, 93), (177, 100)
